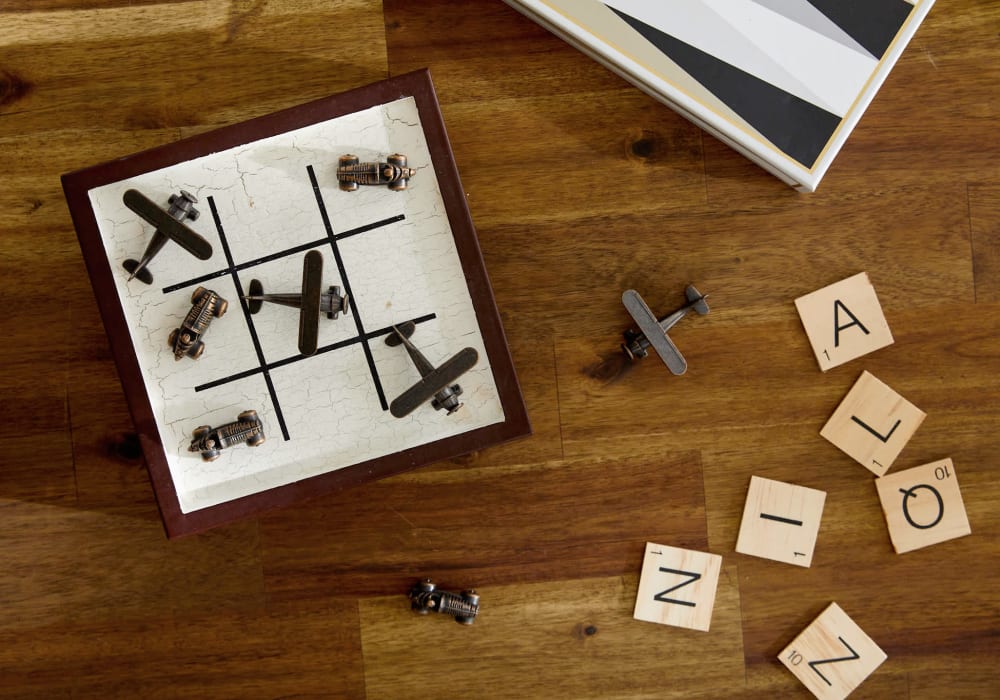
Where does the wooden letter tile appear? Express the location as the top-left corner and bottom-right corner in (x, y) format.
(735, 475), (826, 567)
(875, 458), (971, 553)
(821, 371), (926, 476)
(780, 602), (887, 700)
(633, 542), (722, 632)
(795, 272), (894, 371)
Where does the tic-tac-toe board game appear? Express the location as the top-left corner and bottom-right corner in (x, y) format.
(63, 70), (530, 538)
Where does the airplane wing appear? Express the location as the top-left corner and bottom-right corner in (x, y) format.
(622, 289), (688, 375)
(685, 285), (710, 315)
(389, 347), (479, 418)
(123, 189), (213, 260)
(298, 250), (323, 356)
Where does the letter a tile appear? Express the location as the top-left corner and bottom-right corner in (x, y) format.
(875, 458), (971, 553)
(779, 602), (887, 700)
(633, 542), (722, 632)
(795, 272), (894, 371)
(736, 476), (826, 567)
(821, 371), (926, 476)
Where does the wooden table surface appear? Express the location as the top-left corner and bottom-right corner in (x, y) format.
(1, 1), (997, 698)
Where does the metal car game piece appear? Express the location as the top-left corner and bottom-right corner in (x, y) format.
(337, 153), (415, 191)
(189, 409), (266, 462)
(168, 286), (228, 360)
(408, 578), (480, 625)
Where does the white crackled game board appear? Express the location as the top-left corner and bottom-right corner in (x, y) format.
(63, 70), (530, 537)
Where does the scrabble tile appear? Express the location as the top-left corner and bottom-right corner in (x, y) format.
(795, 272), (894, 371)
(780, 602), (887, 700)
(821, 371), (926, 476)
(735, 476), (826, 567)
(633, 542), (722, 632)
(875, 458), (971, 554)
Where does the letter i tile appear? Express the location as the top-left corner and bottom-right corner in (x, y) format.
(735, 475), (826, 567)
(780, 602), (887, 700)
(633, 542), (722, 632)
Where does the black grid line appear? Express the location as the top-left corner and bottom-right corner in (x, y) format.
(307, 164), (389, 411)
(160, 169), (415, 440)
(207, 196), (290, 441)
(161, 214), (404, 295)
(194, 313), (436, 392)
(759, 513), (804, 526)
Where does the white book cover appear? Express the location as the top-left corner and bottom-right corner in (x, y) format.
(503, 0), (934, 191)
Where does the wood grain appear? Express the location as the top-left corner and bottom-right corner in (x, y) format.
(360, 571), (745, 700)
(1, 0), (998, 697)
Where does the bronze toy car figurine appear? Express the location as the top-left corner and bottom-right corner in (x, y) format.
(337, 153), (415, 191)
(408, 578), (480, 625)
(189, 409), (265, 462)
(169, 286), (228, 360)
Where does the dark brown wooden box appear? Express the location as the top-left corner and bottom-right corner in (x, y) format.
(62, 69), (531, 538)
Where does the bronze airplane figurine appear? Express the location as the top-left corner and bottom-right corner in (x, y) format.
(621, 285), (710, 375)
(243, 250), (349, 356)
(385, 322), (478, 418)
(121, 188), (213, 285)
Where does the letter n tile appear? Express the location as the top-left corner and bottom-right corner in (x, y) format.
(633, 542), (722, 632)
(780, 602), (887, 700)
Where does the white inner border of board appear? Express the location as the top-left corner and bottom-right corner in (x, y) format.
(87, 97), (505, 513)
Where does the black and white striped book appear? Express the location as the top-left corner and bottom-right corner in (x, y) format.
(503, 0), (934, 191)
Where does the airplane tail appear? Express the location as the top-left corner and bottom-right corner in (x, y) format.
(686, 285), (710, 315)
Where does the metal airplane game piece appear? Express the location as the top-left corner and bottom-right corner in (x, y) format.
(337, 153), (415, 191)
(621, 285), (710, 375)
(189, 409), (266, 462)
(243, 250), (349, 356)
(121, 188), (213, 285)
(386, 322), (478, 418)
(408, 578), (480, 625)
(169, 286), (228, 361)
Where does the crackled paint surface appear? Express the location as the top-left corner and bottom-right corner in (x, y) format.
(88, 97), (505, 513)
